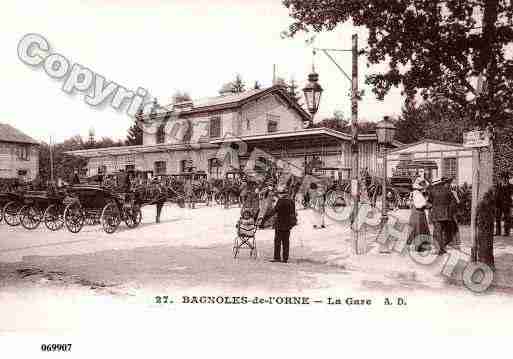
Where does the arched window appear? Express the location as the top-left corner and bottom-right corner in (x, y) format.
(156, 124), (166, 144)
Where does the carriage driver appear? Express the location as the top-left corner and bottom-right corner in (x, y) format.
(151, 177), (166, 223)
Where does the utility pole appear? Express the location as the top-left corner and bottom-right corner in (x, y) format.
(310, 34), (363, 254)
(49, 135), (54, 183)
(350, 34), (363, 254)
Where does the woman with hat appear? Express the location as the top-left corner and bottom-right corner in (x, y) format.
(407, 176), (431, 251)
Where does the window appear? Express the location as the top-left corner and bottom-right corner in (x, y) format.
(208, 158), (222, 179)
(156, 124), (166, 144)
(442, 157), (458, 182)
(17, 145), (30, 161)
(267, 114), (279, 133)
(154, 161), (167, 175)
(180, 159), (193, 173)
(209, 117), (221, 138)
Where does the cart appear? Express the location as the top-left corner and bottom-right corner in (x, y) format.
(63, 185), (142, 234)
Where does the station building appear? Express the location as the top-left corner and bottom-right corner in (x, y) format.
(67, 86), (401, 180)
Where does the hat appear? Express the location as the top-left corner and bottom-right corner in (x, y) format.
(412, 177), (428, 190)
(430, 176), (450, 187)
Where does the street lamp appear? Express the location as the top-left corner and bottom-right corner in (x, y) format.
(302, 71), (323, 127)
(376, 116), (396, 253)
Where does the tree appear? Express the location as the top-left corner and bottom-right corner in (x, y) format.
(172, 90), (192, 103)
(288, 77), (302, 105)
(219, 74), (246, 94)
(232, 73), (246, 93)
(126, 118), (143, 146)
(283, 0), (513, 129)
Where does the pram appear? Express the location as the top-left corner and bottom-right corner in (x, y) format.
(233, 217), (258, 259)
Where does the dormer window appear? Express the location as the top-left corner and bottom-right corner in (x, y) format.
(156, 124), (166, 144)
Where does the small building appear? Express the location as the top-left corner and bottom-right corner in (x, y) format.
(0, 123), (40, 182)
(386, 139), (473, 185)
(67, 86), (401, 181)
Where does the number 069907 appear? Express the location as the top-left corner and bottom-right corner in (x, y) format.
(41, 344), (72, 352)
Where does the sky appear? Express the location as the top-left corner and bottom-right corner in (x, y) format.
(1, 0), (405, 143)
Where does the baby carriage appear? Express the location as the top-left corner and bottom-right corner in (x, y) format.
(233, 209), (258, 258)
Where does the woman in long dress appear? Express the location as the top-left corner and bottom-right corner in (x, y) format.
(407, 177), (431, 251)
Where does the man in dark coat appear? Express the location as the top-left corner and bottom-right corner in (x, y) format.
(428, 177), (457, 254)
(495, 172), (512, 236)
(151, 178), (166, 223)
(258, 189), (297, 263)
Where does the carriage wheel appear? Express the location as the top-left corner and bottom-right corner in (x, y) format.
(101, 203), (121, 234)
(3, 201), (21, 226)
(233, 237), (240, 258)
(44, 204), (64, 231)
(0, 205), (3, 224)
(21, 205), (42, 230)
(124, 206), (142, 229)
(214, 192), (223, 205)
(64, 202), (85, 233)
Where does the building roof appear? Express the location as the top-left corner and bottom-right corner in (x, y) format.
(64, 142), (218, 158)
(151, 85), (311, 121)
(389, 139), (465, 153)
(0, 123), (39, 145)
(210, 127), (403, 147)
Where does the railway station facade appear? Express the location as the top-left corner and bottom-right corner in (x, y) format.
(67, 86), (401, 181)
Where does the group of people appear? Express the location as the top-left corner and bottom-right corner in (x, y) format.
(407, 175), (462, 254)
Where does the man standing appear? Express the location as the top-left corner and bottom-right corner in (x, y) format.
(495, 172), (512, 236)
(428, 177), (457, 254)
(258, 188), (297, 263)
(152, 178), (166, 223)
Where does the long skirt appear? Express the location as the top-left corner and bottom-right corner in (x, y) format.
(407, 209), (431, 249)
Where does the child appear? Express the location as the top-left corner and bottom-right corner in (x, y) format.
(237, 209), (256, 240)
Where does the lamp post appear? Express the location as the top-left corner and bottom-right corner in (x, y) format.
(302, 70), (323, 127)
(376, 116), (396, 253)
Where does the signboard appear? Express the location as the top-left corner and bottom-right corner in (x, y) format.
(463, 130), (490, 148)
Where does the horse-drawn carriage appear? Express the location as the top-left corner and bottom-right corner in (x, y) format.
(63, 185), (142, 234)
(163, 171), (209, 204)
(367, 175), (413, 210)
(1, 192), (25, 226)
(17, 190), (67, 231)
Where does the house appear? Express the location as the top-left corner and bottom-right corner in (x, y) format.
(0, 123), (40, 181)
(386, 139), (473, 185)
(67, 86), (401, 181)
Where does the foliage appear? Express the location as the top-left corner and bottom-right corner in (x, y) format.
(125, 119), (143, 146)
(312, 117), (376, 134)
(172, 90), (192, 103)
(283, 0), (513, 128)
(220, 74), (246, 94)
(39, 135), (124, 183)
(395, 98), (473, 144)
